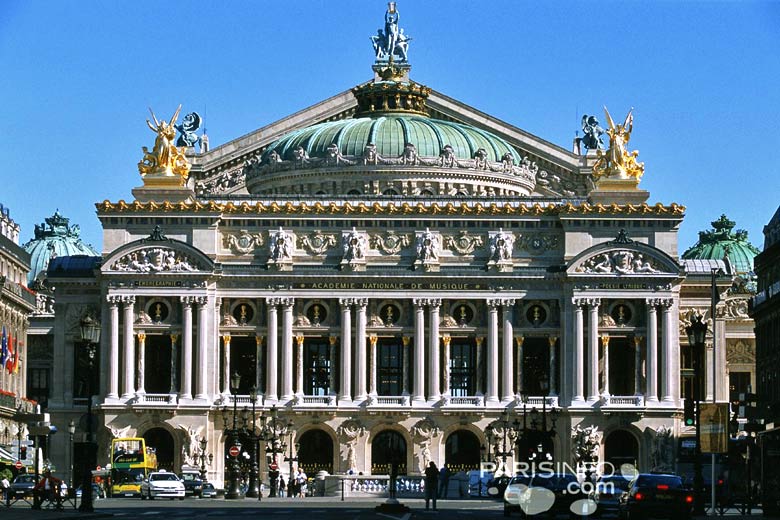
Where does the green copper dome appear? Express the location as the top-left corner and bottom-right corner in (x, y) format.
(261, 114), (522, 163)
(22, 210), (99, 285)
(682, 214), (760, 274)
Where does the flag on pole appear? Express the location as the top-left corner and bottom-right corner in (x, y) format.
(5, 331), (13, 374)
(0, 326), (7, 367)
(12, 339), (20, 374)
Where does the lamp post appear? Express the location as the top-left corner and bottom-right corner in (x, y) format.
(486, 411), (520, 475)
(78, 314), (100, 513)
(259, 405), (287, 498)
(245, 386), (260, 498)
(517, 393), (559, 466)
(67, 420), (75, 490)
(197, 437), (213, 482)
(686, 314), (707, 516)
(284, 420), (298, 493)
(225, 372), (243, 499)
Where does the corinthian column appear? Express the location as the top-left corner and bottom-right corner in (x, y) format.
(329, 335), (337, 396)
(428, 299), (441, 402)
(195, 297), (208, 400)
(515, 335), (524, 397)
(661, 299), (675, 402)
(634, 336), (643, 396)
(107, 296), (120, 399)
(548, 336), (558, 396)
(600, 334), (610, 396)
(355, 299), (368, 401)
(222, 334), (231, 395)
(136, 332), (146, 395)
(412, 299), (425, 405)
(501, 300), (515, 401)
(402, 336), (410, 396)
(280, 298), (294, 401)
(486, 300), (500, 404)
(441, 335), (451, 396)
(266, 298), (279, 401)
(369, 335), (378, 396)
(339, 299), (353, 403)
(180, 297), (194, 400)
(121, 296), (135, 399)
(169, 333), (179, 394)
(645, 299), (658, 403)
(587, 299), (600, 401)
(295, 334), (304, 396)
(572, 300), (585, 402)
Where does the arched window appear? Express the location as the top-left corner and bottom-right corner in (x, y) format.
(372, 430), (406, 475)
(297, 429), (333, 474)
(445, 430), (480, 472)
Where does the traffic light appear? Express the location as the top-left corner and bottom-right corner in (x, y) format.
(684, 398), (696, 427)
(19, 446), (27, 460)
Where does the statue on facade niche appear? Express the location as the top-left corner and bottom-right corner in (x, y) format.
(138, 105), (191, 180)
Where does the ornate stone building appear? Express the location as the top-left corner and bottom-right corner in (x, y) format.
(43, 6), (737, 487)
(0, 204), (37, 466)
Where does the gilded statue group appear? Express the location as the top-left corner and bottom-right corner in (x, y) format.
(138, 105), (191, 182)
(590, 107), (645, 181)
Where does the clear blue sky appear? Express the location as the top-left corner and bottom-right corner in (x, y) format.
(1, 1), (778, 256)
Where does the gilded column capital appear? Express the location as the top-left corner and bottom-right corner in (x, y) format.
(120, 295), (136, 306)
(170, 333), (179, 344)
(107, 295), (122, 306)
(514, 335), (524, 347)
(633, 336), (643, 347)
(329, 335), (338, 346)
(548, 336), (558, 346)
(136, 332), (146, 342)
(369, 335), (378, 347)
(475, 336), (484, 347)
(256, 335), (264, 346)
(600, 333), (610, 347)
(222, 333), (231, 346)
(441, 335), (452, 347)
(402, 336), (411, 347)
(295, 334), (305, 347)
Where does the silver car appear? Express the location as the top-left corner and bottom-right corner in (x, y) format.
(140, 471), (185, 500)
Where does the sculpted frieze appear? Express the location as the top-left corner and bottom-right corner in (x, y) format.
(517, 234), (559, 255)
(727, 340), (755, 364)
(195, 166), (245, 195)
(298, 231), (337, 255)
(223, 230), (265, 255)
(719, 297), (749, 321)
(111, 248), (199, 273)
(443, 231), (483, 255)
(369, 231), (410, 255)
(575, 250), (660, 275)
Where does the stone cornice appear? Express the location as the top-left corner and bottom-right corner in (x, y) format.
(97, 199), (685, 218)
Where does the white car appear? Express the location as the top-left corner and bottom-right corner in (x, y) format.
(140, 471), (185, 500)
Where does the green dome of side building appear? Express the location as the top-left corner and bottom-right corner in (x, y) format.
(682, 214), (761, 275)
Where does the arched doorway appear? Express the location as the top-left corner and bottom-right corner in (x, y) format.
(372, 430), (407, 475)
(143, 427), (175, 471)
(223, 431), (255, 485)
(297, 429), (334, 474)
(604, 430), (639, 471)
(445, 430), (480, 472)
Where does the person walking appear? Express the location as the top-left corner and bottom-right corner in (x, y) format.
(295, 468), (308, 498)
(1, 475), (10, 505)
(278, 476), (286, 498)
(438, 464), (450, 499)
(424, 461), (439, 510)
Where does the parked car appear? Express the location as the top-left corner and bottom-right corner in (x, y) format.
(179, 471), (203, 497)
(10, 474), (36, 498)
(590, 474), (631, 517)
(503, 474), (532, 516)
(487, 475), (512, 498)
(140, 470), (185, 500)
(618, 473), (694, 519)
(75, 483), (105, 500)
(200, 482), (217, 498)
(507, 473), (584, 518)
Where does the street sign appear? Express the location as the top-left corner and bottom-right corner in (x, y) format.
(228, 445), (240, 457)
(701, 403), (729, 453)
(96, 465), (102, 471)
(14, 461), (22, 470)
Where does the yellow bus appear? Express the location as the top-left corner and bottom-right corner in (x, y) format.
(110, 438), (157, 497)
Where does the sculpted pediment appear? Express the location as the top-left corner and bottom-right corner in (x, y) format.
(102, 227), (213, 274)
(568, 230), (682, 277)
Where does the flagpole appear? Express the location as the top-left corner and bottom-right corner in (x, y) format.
(710, 267), (719, 517)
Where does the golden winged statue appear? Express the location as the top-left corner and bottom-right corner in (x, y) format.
(592, 106), (644, 181)
(138, 105), (191, 183)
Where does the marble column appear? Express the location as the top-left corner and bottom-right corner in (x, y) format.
(401, 336), (410, 396)
(107, 297), (120, 399)
(634, 336), (643, 396)
(661, 300), (675, 402)
(280, 298), (294, 401)
(169, 333), (179, 394)
(266, 299), (279, 401)
(476, 336), (484, 396)
(295, 334), (304, 396)
(328, 335), (337, 396)
(195, 297), (208, 400)
(501, 300), (515, 402)
(428, 299), (441, 402)
(121, 296), (135, 399)
(441, 335), (451, 396)
(222, 334), (231, 395)
(412, 299), (425, 404)
(601, 334), (610, 396)
(486, 300), (500, 404)
(180, 297), (193, 400)
(355, 299), (368, 401)
(369, 335), (378, 396)
(339, 298), (353, 402)
(136, 332), (146, 395)
(255, 335), (264, 394)
(548, 336), (558, 396)
(645, 300), (659, 402)
(515, 335), (524, 397)
(587, 299), (600, 401)
(572, 300), (585, 402)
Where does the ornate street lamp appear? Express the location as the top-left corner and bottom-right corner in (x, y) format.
(285, 420), (298, 490)
(246, 386), (260, 498)
(260, 405), (284, 497)
(78, 314), (100, 513)
(488, 411), (520, 474)
(225, 372), (243, 499)
(686, 314), (707, 516)
(67, 420), (76, 490)
(197, 437), (213, 481)
(517, 392), (559, 466)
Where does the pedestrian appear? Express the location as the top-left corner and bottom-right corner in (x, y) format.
(424, 461), (438, 510)
(438, 464), (450, 499)
(0, 475), (10, 504)
(278, 476), (286, 498)
(295, 468), (308, 498)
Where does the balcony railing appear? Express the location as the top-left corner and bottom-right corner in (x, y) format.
(516, 395), (559, 408)
(443, 395), (484, 407)
(296, 395), (334, 406)
(602, 395), (645, 407)
(135, 393), (178, 405)
(369, 395), (409, 406)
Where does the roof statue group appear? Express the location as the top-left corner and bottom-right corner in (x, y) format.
(585, 107), (645, 182)
(370, 2), (411, 62)
(137, 105), (202, 184)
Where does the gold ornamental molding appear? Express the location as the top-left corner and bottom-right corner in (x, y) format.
(97, 200), (685, 217)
